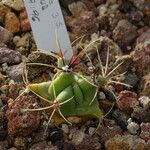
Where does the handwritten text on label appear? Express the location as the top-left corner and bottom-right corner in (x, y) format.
(24, 0), (73, 58)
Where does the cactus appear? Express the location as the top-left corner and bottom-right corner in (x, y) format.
(19, 37), (132, 127)
(21, 52), (103, 125)
(80, 37), (132, 97)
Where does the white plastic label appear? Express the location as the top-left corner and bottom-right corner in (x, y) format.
(24, 0), (73, 58)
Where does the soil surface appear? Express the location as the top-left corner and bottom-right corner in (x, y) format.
(0, 0), (150, 150)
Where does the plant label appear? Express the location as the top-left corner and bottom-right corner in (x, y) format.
(24, 0), (73, 58)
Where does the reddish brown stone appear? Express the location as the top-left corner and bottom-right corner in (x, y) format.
(97, 15), (109, 29)
(133, 29), (150, 76)
(0, 26), (13, 43)
(113, 19), (137, 47)
(140, 123), (150, 141)
(99, 100), (114, 110)
(66, 11), (98, 41)
(19, 10), (31, 32)
(137, 28), (150, 43)
(6, 95), (40, 137)
(5, 12), (20, 33)
(75, 135), (101, 150)
(117, 90), (139, 113)
(20, 19), (31, 32)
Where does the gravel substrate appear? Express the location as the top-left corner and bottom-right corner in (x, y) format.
(0, 0), (150, 150)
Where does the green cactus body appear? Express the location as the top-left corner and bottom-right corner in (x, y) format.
(28, 58), (103, 123)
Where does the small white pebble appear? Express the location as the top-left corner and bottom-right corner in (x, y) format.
(98, 5), (107, 15)
(127, 118), (140, 135)
(110, 4), (119, 11)
(9, 79), (15, 84)
(43, 121), (47, 126)
(2, 63), (8, 72)
(127, 46), (132, 50)
(27, 137), (32, 142)
(91, 33), (99, 40)
(107, 85), (115, 91)
(13, 36), (20, 44)
(88, 127), (96, 135)
(99, 92), (106, 99)
(87, 62), (92, 67)
(47, 141), (52, 145)
(62, 65), (69, 71)
(138, 96), (150, 110)
(21, 55), (28, 61)
(62, 124), (69, 134)
(101, 30), (107, 35)
(72, 131), (85, 145)
(88, 66), (94, 72)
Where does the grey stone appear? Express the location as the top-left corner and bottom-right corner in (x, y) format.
(0, 26), (13, 43)
(0, 46), (21, 64)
